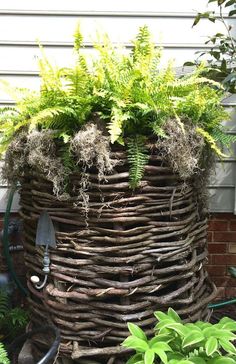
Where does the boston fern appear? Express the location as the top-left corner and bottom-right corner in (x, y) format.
(0, 25), (229, 189)
(122, 307), (236, 364)
(0, 343), (9, 364)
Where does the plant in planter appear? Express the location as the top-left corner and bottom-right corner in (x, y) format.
(0, 25), (228, 191)
(0, 26), (231, 362)
(123, 307), (236, 364)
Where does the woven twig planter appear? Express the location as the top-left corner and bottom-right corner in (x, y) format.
(19, 145), (216, 363)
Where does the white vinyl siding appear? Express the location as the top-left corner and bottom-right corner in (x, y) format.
(0, 0), (235, 212)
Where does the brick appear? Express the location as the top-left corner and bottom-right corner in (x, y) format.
(211, 254), (228, 265)
(228, 243), (236, 253)
(211, 277), (228, 287)
(208, 220), (228, 231)
(207, 265), (226, 276)
(225, 287), (236, 298)
(208, 243), (227, 254)
(226, 278), (236, 287)
(214, 232), (236, 242)
(230, 221), (236, 231)
(207, 232), (213, 242)
(226, 255), (236, 265)
(211, 213), (236, 220)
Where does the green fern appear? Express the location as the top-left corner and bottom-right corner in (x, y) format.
(212, 127), (236, 148)
(0, 25), (229, 186)
(127, 136), (149, 189)
(0, 289), (29, 341)
(0, 290), (9, 319)
(0, 343), (9, 364)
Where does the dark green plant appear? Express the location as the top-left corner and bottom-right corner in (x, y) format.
(0, 289), (29, 342)
(0, 343), (9, 364)
(122, 307), (236, 363)
(185, 0), (236, 93)
(0, 26), (229, 189)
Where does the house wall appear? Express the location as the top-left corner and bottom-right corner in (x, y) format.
(1, 0), (236, 299)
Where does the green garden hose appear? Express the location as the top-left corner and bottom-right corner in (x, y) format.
(208, 298), (236, 309)
(2, 184), (28, 296)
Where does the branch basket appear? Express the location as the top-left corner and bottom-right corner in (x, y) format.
(19, 144), (216, 363)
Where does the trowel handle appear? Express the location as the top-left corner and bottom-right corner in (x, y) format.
(30, 274), (48, 290)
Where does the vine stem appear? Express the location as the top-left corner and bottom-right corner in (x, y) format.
(219, 4), (236, 68)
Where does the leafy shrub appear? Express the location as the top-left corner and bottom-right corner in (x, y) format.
(122, 307), (236, 364)
(185, 0), (236, 93)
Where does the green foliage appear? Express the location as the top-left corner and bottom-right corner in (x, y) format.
(127, 136), (149, 189)
(0, 25), (229, 188)
(122, 307), (236, 364)
(0, 290), (29, 342)
(0, 342), (9, 364)
(187, 0), (236, 92)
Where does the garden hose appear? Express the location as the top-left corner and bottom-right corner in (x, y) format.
(2, 184), (28, 296)
(208, 298), (236, 309)
(7, 325), (60, 364)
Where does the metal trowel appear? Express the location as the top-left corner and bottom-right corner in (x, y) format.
(36, 210), (56, 249)
(30, 211), (56, 289)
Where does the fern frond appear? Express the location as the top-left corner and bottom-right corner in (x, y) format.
(127, 136), (148, 189)
(0, 290), (9, 318)
(212, 127), (236, 148)
(108, 106), (130, 143)
(196, 127), (228, 158)
(74, 23), (83, 54)
(132, 25), (153, 61)
(0, 342), (10, 364)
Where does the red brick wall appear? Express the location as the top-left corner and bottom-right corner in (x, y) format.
(208, 213), (236, 299)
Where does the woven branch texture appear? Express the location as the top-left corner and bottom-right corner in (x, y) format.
(19, 146), (216, 363)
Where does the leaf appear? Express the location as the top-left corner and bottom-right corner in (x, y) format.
(167, 308), (182, 323)
(149, 335), (172, 347)
(154, 311), (169, 322)
(144, 349), (155, 364)
(219, 338), (236, 354)
(208, 358), (236, 364)
(229, 9), (236, 16)
(122, 336), (149, 352)
(150, 341), (172, 352)
(153, 348), (168, 364)
(127, 136), (148, 189)
(128, 323), (147, 341)
(192, 14), (201, 27)
(127, 353), (144, 364)
(183, 62), (196, 67)
(164, 323), (189, 337)
(205, 337), (218, 356)
(190, 358), (207, 364)
(182, 331), (205, 348)
(185, 323), (202, 332)
(225, 0), (236, 6)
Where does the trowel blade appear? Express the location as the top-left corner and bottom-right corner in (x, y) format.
(35, 210), (56, 248)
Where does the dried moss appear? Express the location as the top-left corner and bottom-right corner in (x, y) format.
(70, 123), (118, 181)
(27, 131), (69, 198)
(2, 131), (28, 184)
(3, 130), (69, 199)
(156, 119), (206, 180)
